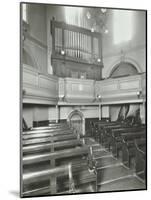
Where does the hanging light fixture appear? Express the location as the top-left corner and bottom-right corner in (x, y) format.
(85, 7), (109, 34)
(101, 8), (107, 13)
(86, 11), (91, 19)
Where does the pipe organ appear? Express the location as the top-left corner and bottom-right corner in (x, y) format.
(51, 19), (103, 80)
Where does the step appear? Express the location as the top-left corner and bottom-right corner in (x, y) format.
(97, 164), (134, 184)
(136, 171), (146, 182)
(98, 175), (146, 192)
(96, 156), (121, 169)
(84, 138), (97, 145)
(93, 150), (112, 159)
(92, 145), (106, 151)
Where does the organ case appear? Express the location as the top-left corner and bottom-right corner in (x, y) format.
(51, 19), (103, 80)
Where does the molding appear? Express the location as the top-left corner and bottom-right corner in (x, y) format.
(103, 43), (146, 59)
(105, 57), (143, 78)
(23, 83), (58, 96)
(100, 99), (144, 105)
(23, 96), (58, 105)
(58, 102), (99, 106)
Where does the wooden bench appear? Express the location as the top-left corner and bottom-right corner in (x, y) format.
(22, 125), (97, 195)
(92, 121), (123, 142)
(31, 123), (70, 130)
(134, 138), (146, 181)
(22, 129), (74, 140)
(23, 139), (83, 153)
(100, 124), (130, 147)
(121, 132), (146, 168)
(23, 146), (97, 194)
(23, 164), (75, 196)
(93, 123), (128, 146)
(23, 127), (73, 135)
(23, 133), (79, 146)
(110, 130), (145, 158)
(23, 146), (91, 165)
(106, 126), (145, 151)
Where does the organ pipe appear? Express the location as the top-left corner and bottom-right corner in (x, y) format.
(53, 20), (102, 64)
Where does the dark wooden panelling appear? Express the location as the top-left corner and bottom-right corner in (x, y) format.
(51, 19), (103, 80)
(33, 120), (56, 127)
(52, 58), (102, 80)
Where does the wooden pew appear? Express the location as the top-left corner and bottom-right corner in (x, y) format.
(111, 130), (145, 158)
(23, 127), (73, 135)
(23, 133), (78, 146)
(23, 139), (82, 154)
(23, 146), (97, 194)
(23, 146), (90, 165)
(121, 132), (146, 168)
(106, 126), (145, 151)
(31, 123), (70, 130)
(23, 164), (75, 196)
(92, 121), (122, 142)
(22, 122), (97, 195)
(100, 124), (130, 146)
(95, 123), (129, 145)
(23, 145), (97, 192)
(90, 120), (111, 138)
(22, 129), (74, 140)
(134, 138), (146, 181)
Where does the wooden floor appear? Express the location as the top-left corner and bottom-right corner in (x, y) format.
(85, 137), (146, 192)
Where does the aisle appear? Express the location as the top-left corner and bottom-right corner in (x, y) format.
(85, 138), (145, 192)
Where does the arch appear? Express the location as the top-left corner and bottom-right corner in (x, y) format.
(110, 62), (138, 78)
(67, 110), (85, 136)
(67, 110), (84, 121)
(106, 57), (142, 78)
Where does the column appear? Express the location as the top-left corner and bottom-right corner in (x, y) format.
(99, 104), (102, 120)
(55, 105), (60, 123)
(140, 102), (146, 124)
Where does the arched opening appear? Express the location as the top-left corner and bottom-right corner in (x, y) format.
(109, 62), (138, 78)
(67, 110), (85, 136)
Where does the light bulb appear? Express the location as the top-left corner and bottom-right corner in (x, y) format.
(97, 58), (101, 62)
(91, 28), (94, 32)
(61, 50), (65, 55)
(105, 29), (109, 34)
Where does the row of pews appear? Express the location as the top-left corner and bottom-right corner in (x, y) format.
(91, 120), (146, 182)
(22, 122), (97, 197)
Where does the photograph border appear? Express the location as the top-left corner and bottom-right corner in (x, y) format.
(20, 2), (147, 198)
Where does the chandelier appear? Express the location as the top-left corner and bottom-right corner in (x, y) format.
(85, 8), (109, 34)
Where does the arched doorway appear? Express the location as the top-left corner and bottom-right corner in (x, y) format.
(109, 62), (139, 78)
(67, 110), (85, 136)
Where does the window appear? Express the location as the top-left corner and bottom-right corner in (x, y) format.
(113, 10), (134, 44)
(65, 7), (84, 27)
(22, 3), (28, 23)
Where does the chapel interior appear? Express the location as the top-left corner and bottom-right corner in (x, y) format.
(21, 3), (146, 197)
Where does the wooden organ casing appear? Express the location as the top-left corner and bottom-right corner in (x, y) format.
(51, 19), (103, 80)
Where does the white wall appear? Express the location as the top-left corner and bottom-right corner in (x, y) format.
(102, 10), (146, 77)
(23, 4), (48, 73)
(46, 5), (65, 74)
(48, 106), (99, 121)
(23, 105), (50, 127)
